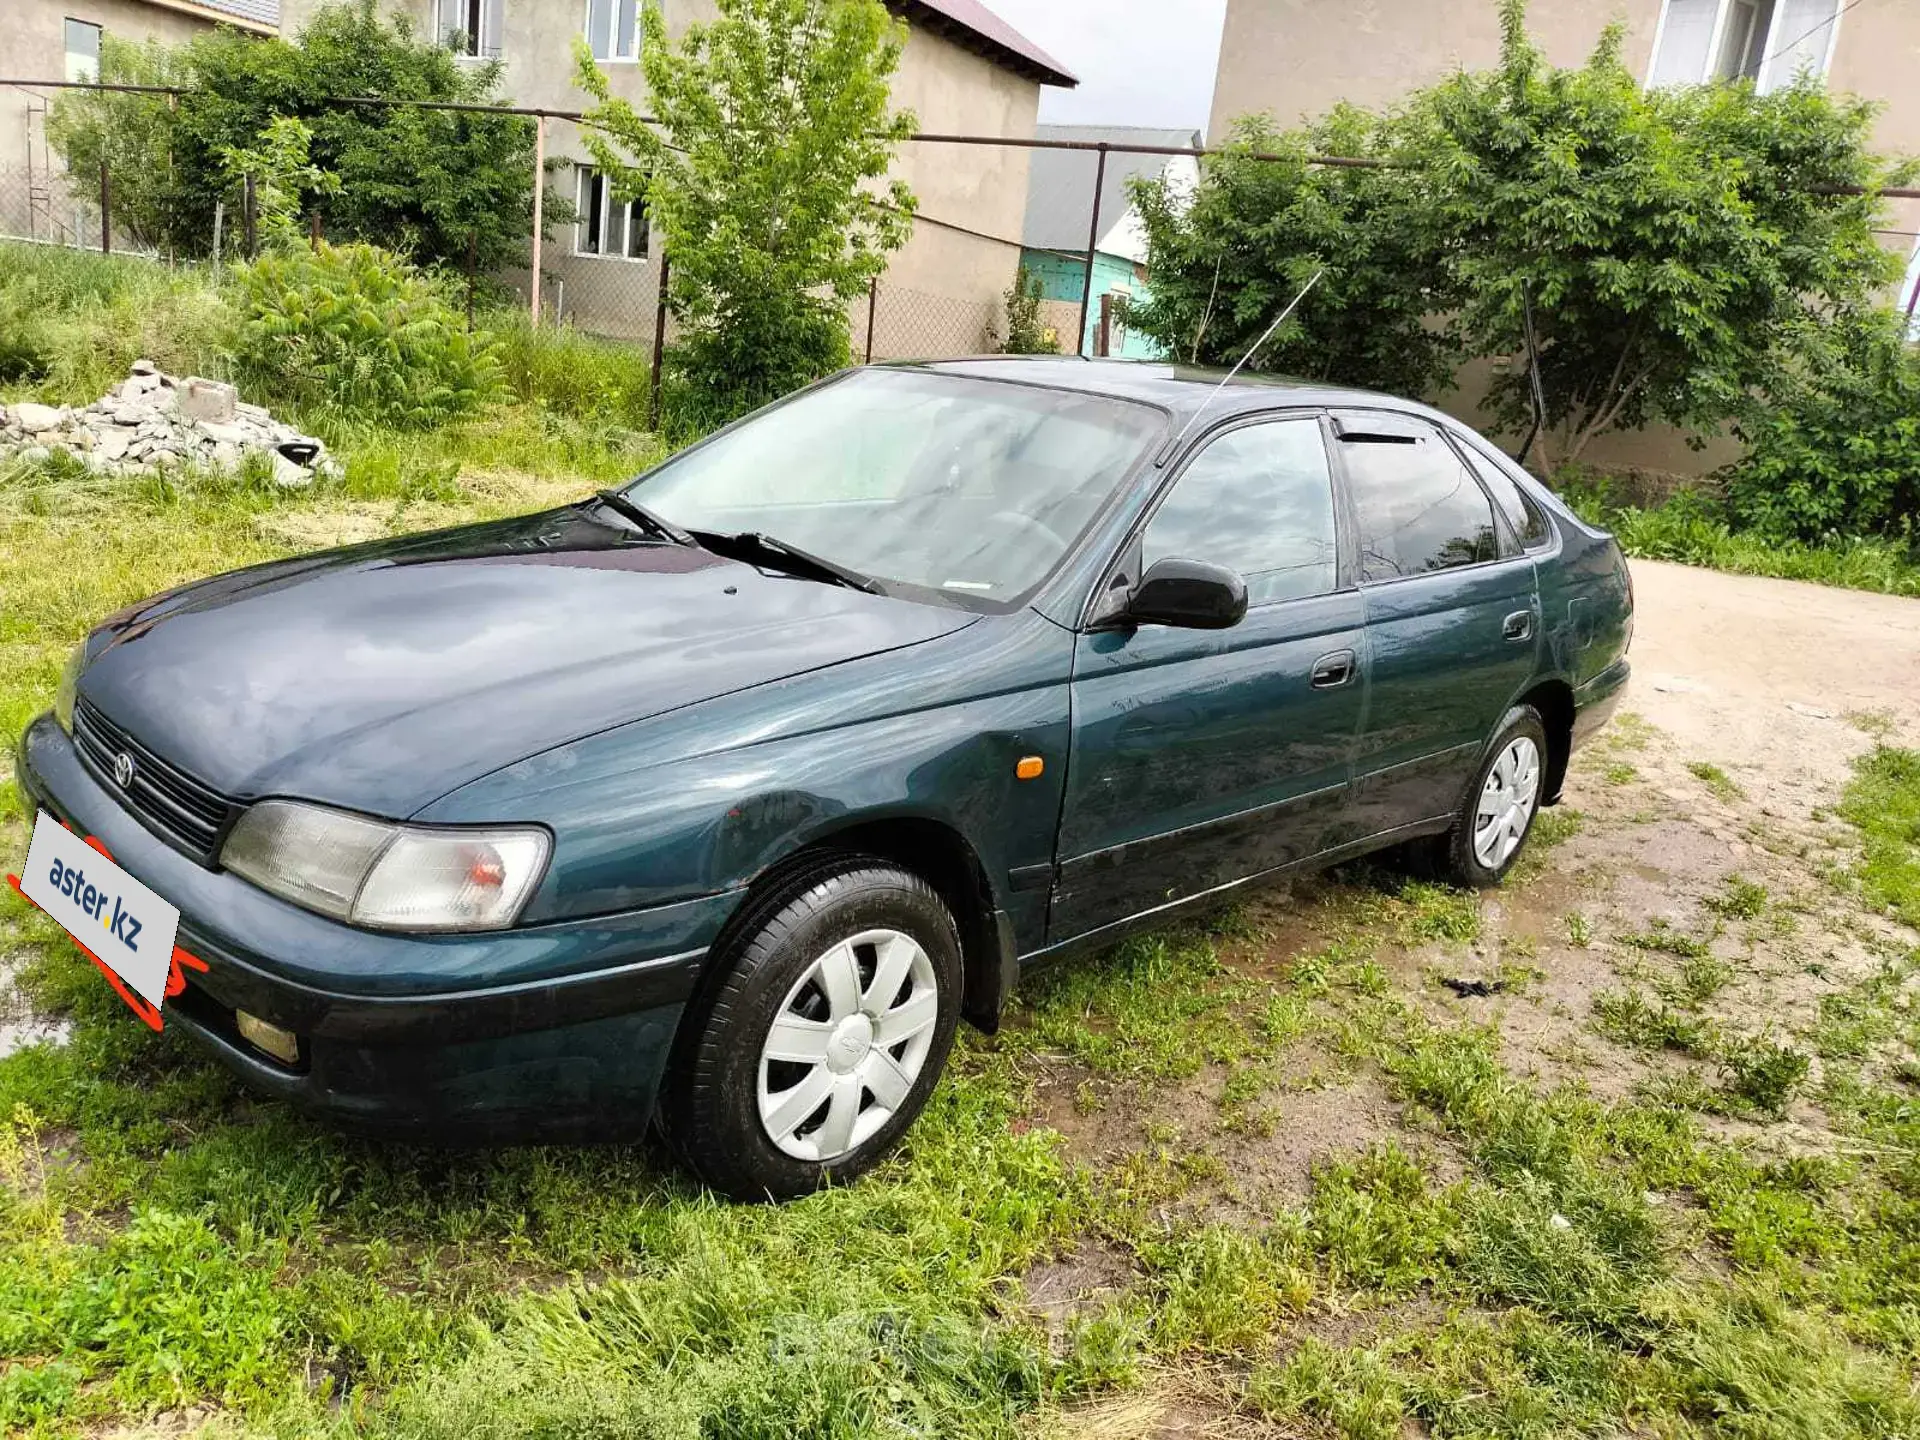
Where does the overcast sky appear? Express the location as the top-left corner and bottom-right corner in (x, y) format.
(978, 0), (1229, 134)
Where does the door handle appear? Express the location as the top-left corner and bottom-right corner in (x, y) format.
(1503, 611), (1534, 642)
(1310, 649), (1356, 689)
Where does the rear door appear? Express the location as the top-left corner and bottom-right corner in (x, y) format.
(1053, 415), (1367, 942)
(1329, 412), (1540, 844)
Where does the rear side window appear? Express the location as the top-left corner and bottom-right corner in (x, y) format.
(1460, 446), (1553, 551)
(1339, 423), (1499, 582)
(1144, 418), (1339, 606)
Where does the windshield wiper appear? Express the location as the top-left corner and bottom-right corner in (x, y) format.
(689, 529), (885, 595)
(589, 489), (696, 546)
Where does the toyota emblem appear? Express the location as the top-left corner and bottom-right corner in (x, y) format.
(113, 752), (136, 789)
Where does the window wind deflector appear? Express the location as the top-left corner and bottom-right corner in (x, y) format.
(1331, 419), (1420, 445)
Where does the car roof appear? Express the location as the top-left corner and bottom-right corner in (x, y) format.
(897, 356), (1447, 429)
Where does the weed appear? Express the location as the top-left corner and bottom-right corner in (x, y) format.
(1704, 874), (1769, 920)
(1687, 761), (1746, 802)
(1603, 760), (1638, 785)
(1617, 921), (1713, 961)
(1592, 990), (1715, 1056)
(1720, 1040), (1811, 1115)
(1566, 912), (1593, 947)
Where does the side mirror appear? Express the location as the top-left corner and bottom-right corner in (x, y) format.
(1120, 557), (1248, 631)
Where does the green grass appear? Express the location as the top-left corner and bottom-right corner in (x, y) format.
(1561, 481), (1920, 598)
(1686, 760), (1746, 802)
(1836, 746), (1920, 927)
(5, 252), (1920, 1432)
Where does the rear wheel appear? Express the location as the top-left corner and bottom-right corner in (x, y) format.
(659, 859), (962, 1200)
(1429, 706), (1548, 888)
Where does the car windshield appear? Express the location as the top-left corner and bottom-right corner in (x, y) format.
(623, 369), (1164, 606)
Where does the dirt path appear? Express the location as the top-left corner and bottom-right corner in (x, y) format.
(1625, 559), (1920, 803)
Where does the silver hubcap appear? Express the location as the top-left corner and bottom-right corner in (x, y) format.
(1474, 736), (1541, 870)
(757, 928), (940, 1163)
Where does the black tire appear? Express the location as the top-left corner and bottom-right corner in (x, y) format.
(658, 857), (963, 1201)
(1427, 705), (1550, 889)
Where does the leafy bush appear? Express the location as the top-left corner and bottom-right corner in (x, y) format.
(1558, 474), (1920, 597)
(49, 3), (546, 272)
(230, 242), (503, 427)
(990, 268), (1057, 355)
(1722, 311), (1920, 545)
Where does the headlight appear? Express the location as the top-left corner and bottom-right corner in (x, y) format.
(220, 800), (551, 932)
(54, 643), (86, 733)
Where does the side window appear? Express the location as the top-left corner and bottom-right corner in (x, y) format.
(1460, 446), (1553, 551)
(1339, 423), (1499, 582)
(1143, 419), (1338, 607)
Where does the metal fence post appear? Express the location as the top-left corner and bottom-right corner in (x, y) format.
(529, 114), (546, 326)
(467, 229), (479, 331)
(243, 175), (257, 257)
(99, 162), (111, 255)
(648, 250), (671, 433)
(1076, 142), (1108, 358)
(865, 276), (878, 364)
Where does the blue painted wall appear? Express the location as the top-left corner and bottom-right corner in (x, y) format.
(1020, 249), (1166, 359)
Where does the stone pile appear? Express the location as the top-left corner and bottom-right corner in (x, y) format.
(0, 361), (340, 487)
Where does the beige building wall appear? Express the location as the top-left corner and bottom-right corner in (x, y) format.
(352, 0), (1039, 349)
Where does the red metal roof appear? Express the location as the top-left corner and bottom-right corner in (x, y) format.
(892, 0), (1079, 88)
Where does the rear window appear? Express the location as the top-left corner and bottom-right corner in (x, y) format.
(1340, 426), (1499, 582)
(1460, 446), (1554, 551)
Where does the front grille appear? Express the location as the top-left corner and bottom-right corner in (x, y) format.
(73, 698), (238, 865)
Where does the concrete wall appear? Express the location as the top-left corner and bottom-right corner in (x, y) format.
(1208, 0), (1661, 138)
(0, 0), (238, 248)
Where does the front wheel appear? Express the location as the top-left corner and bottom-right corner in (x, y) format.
(1430, 706), (1548, 888)
(659, 859), (962, 1200)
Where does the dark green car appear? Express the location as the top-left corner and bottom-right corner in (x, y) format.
(17, 360), (1630, 1199)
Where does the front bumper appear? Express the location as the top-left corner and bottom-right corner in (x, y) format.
(15, 713), (738, 1142)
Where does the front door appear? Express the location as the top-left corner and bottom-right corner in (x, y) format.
(1053, 416), (1366, 943)
(1328, 412), (1540, 842)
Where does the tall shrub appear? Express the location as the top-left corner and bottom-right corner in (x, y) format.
(49, 2), (544, 272)
(577, 0), (917, 429)
(230, 242), (503, 427)
(1722, 311), (1920, 545)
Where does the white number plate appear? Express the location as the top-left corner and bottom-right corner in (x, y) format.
(20, 808), (181, 1012)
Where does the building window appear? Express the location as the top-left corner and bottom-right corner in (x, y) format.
(438, 0), (501, 59)
(64, 19), (102, 83)
(585, 0), (638, 61)
(1648, 0), (1844, 92)
(574, 166), (648, 261)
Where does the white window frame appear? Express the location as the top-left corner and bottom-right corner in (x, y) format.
(1644, 0), (1845, 92)
(63, 18), (102, 84)
(573, 165), (649, 263)
(583, 0), (639, 64)
(438, 0), (501, 61)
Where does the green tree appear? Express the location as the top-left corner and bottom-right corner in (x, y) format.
(1410, 0), (1902, 469)
(577, 0), (917, 428)
(1123, 107), (1462, 399)
(49, 2), (545, 272)
(216, 116), (339, 251)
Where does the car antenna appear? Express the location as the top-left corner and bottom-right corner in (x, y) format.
(1153, 268), (1324, 467)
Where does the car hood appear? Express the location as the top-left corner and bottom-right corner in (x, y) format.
(76, 507), (978, 815)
